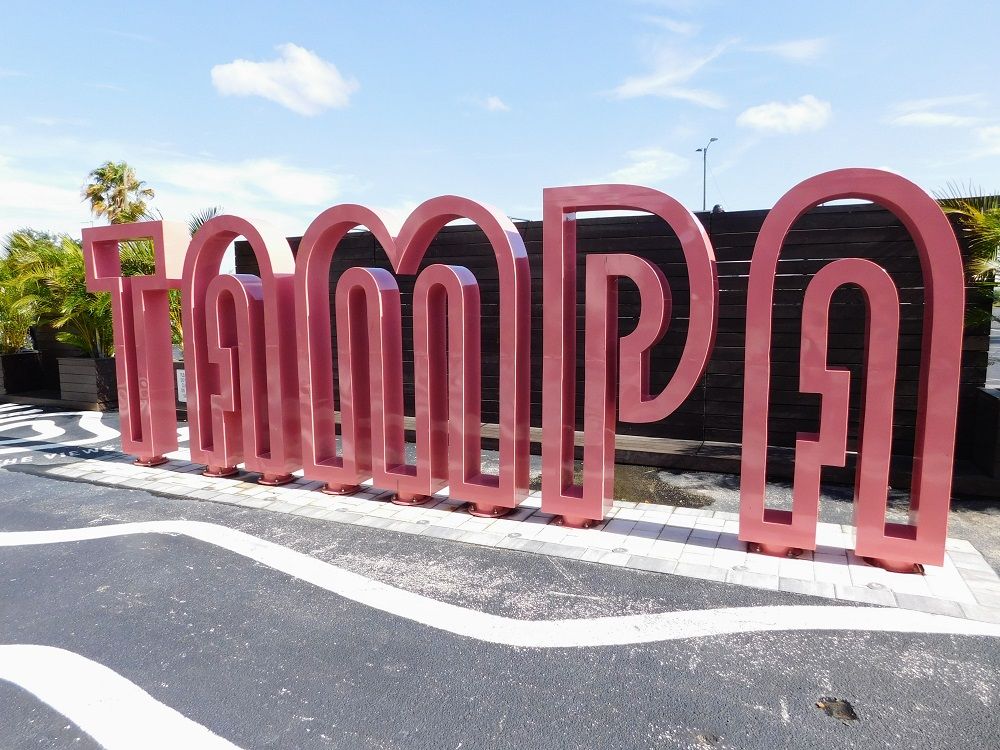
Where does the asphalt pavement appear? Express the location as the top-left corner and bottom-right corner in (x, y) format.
(0, 407), (998, 749)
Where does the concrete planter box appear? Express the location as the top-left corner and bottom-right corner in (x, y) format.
(0, 351), (44, 395)
(57, 357), (118, 408)
(973, 387), (1000, 478)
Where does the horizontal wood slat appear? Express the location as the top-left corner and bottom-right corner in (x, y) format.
(235, 202), (991, 474)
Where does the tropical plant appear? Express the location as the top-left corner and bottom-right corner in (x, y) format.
(188, 206), (222, 236)
(0, 252), (35, 354)
(82, 161), (155, 224)
(938, 185), (1000, 328)
(4, 230), (113, 357)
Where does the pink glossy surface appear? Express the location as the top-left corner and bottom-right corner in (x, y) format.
(541, 185), (718, 521)
(739, 168), (965, 566)
(81, 221), (188, 461)
(293, 197), (530, 511)
(182, 216), (302, 477)
(88, 172), (964, 566)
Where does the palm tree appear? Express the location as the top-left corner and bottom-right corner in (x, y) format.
(188, 205), (222, 236)
(938, 186), (1000, 328)
(82, 161), (155, 224)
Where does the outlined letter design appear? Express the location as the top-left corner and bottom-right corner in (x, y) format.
(81, 221), (189, 465)
(294, 197), (531, 514)
(739, 169), (965, 567)
(541, 185), (718, 525)
(181, 216), (301, 483)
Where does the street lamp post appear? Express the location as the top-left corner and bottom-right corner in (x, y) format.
(695, 137), (718, 212)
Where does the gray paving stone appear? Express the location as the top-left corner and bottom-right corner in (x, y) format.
(233, 496), (272, 509)
(289, 506), (328, 519)
(599, 551), (632, 567)
(893, 593), (965, 617)
(384, 520), (428, 536)
(352, 515), (397, 530)
(494, 537), (545, 554)
(972, 589), (1000, 608)
(657, 526), (691, 544)
(629, 523), (662, 540)
(326, 510), (363, 524)
(725, 569), (780, 590)
(262, 500), (305, 515)
(578, 548), (610, 564)
(457, 531), (505, 548)
(835, 584), (897, 607)
(536, 542), (588, 560)
(961, 568), (1000, 584)
(421, 526), (469, 542)
(674, 562), (728, 583)
(625, 555), (678, 575)
(948, 551), (994, 572)
(778, 578), (837, 600)
(959, 602), (1000, 624)
(968, 579), (1000, 596)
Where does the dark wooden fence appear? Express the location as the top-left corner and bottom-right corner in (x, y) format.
(236, 202), (993, 490)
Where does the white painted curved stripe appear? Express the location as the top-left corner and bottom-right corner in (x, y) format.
(0, 408), (44, 423)
(0, 645), (243, 750)
(2, 520), (998, 647)
(0, 419), (65, 447)
(0, 412), (119, 456)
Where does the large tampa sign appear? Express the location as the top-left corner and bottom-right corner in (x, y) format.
(82, 168), (964, 570)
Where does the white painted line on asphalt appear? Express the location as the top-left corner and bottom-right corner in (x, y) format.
(0, 419), (65, 447)
(0, 404), (34, 413)
(0, 412), (119, 456)
(3, 520), (999, 647)
(0, 408), (45, 423)
(0, 644), (243, 750)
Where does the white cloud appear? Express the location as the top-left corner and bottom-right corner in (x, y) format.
(641, 15), (699, 35)
(893, 94), (986, 113)
(138, 156), (352, 237)
(891, 111), (981, 128)
(660, 87), (726, 109)
(0, 132), (356, 241)
(211, 43), (358, 116)
(0, 157), (91, 240)
(483, 95), (509, 112)
(887, 94), (986, 129)
(976, 126), (1000, 156)
(612, 41), (729, 108)
(737, 95), (831, 134)
(149, 157), (344, 207)
(610, 147), (688, 184)
(748, 37), (829, 61)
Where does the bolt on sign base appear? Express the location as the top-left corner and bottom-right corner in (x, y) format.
(391, 492), (432, 507)
(864, 557), (924, 575)
(321, 483), (361, 496)
(134, 456), (168, 468)
(554, 515), (599, 529)
(203, 465), (239, 478)
(747, 542), (804, 559)
(468, 503), (513, 519)
(258, 473), (295, 487)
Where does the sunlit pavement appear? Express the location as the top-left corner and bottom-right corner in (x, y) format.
(1, 405), (999, 749)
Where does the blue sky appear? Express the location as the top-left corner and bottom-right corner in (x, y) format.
(1, 0), (998, 241)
